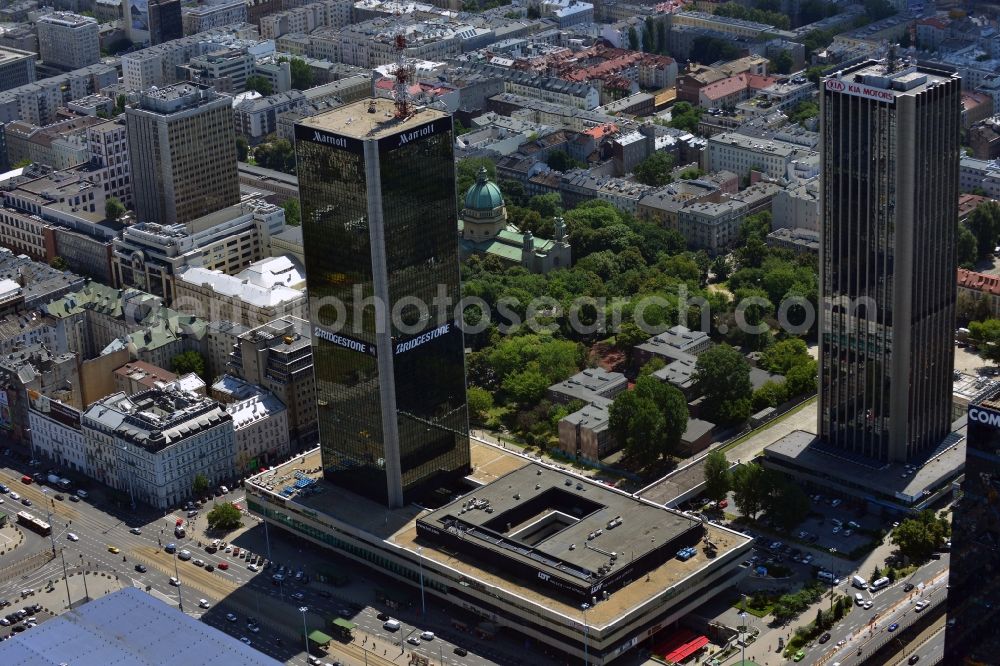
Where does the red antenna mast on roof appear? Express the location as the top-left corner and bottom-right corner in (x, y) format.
(392, 33), (412, 119)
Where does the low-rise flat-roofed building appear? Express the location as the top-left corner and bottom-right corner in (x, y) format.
(269, 225), (303, 264)
(558, 400), (615, 461)
(247, 453), (752, 665)
(766, 226), (819, 254)
(634, 325), (712, 366)
(548, 367), (628, 405)
(957, 268), (1000, 319)
(82, 387), (234, 508)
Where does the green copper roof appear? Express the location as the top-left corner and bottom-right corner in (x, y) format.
(464, 167), (504, 211)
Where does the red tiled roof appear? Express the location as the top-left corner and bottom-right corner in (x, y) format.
(584, 123), (618, 139)
(747, 74), (777, 90)
(958, 268), (1000, 296)
(701, 74), (747, 102)
(963, 91), (992, 111)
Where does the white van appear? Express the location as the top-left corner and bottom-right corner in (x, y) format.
(870, 576), (890, 591)
(383, 619), (401, 631)
(852, 575), (868, 589)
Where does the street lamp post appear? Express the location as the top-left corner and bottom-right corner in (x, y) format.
(173, 551), (183, 612)
(581, 604), (590, 666)
(416, 547), (426, 616)
(299, 606), (309, 658)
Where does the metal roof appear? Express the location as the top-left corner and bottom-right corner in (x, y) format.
(0, 587), (281, 666)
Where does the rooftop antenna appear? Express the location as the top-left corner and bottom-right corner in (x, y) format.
(887, 43), (898, 73)
(392, 33), (412, 119)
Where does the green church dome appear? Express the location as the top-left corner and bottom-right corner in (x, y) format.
(464, 167), (504, 211)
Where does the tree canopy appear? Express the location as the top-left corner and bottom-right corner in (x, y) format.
(967, 201), (1000, 259)
(282, 198), (301, 226)
(669, 102), (704, 133)
(207, 502), (243, 532)
(969, 318), (1000, 365)
(608, 375), (688, 465)
(703, 449), (731, 502)
(633, 151), (676, 186)
(244, 75), (273, 96)
(693, 344), (753, 424)
(105, 197), (125, 222)
(890, 510), (950, 562)
(171, 351), (207, 380)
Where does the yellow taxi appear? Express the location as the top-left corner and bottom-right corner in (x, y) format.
(107, 545), (120, 554)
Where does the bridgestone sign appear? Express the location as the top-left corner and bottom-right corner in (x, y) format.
(969, 406), (1000, 428)
(825, 78), (896, 104)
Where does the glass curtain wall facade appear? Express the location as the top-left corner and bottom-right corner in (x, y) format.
(295, 100), (469, 507)
(945, 399), (1000, 664)
(819, 60), (960, 462)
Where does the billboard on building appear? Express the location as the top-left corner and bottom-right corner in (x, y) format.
(129, 0), (149, 31)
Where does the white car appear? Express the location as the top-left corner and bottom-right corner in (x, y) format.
(291, 592), (305, 601)
(66, 533), (79, 542)
(9, 492), (19, 501)
(915, 600), (930, 612)
(198, 599), (210, 609)
(247, 623), (260, 633)
(247, 563), (259, 572)
(169, 577), (180, 587)
(226, 613), (238, 623)
(420, 631), (435, 641)
(239, 636), (251, 645)
(407, 636), (421, 646)
(863, 600), (873, 609)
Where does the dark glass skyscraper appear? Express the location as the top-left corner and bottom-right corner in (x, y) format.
(295, 98), (470, 508)
(819, 59), (961, 462)
(945, 398), (1000, 664)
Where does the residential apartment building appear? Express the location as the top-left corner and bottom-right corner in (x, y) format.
(181, 1), (248, 35)
(677, 199), (749, 254)
(706, 132), (819, 181)
(113, 199), (286, 303)
(0, 343), (81, 452)
(0, 47), (36, 93)
(87, 118), (133, 208)
(230, 317), (316, 446)
(174, 256), (306, 328)
(36, 12), (101, 70)
(181, 48), (255, 94)
(27, 393), (87, 473)
(0, 64), (118, 125)
(960, 156), (1000, 197)
(211, 375), (290, 472)
(125, 83), (240, 226)
(4, 115), (107, 170)
(82, 388), (234, 509)
(773, 179), (819, 231)
(259, 0), (353, 39)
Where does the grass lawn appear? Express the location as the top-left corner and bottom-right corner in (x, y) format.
(732, 598), (773, 618)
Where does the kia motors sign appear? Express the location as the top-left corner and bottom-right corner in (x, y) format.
(825, 78), (895, 104)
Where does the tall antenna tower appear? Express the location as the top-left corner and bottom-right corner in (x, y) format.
(392, 33), (412, 119)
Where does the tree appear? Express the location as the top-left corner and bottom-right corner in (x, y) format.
(669, 102), (704, 133)
(768, 479), (810, 530)
(467, 386), (494, 423)
(969, 318), (1000, 365)
(255, 139), (297, 174)
(502, 369), (550, 406)
(115, 94), (128, 115)
(890, 511), (950, 562)
(628, 26), (639, 51)
(527, 193), (563, 219)
(957, 291), (991, 324)
(171, 351), (207, 379)
(282, 198), (301, 226)
(967, 201), (1000, 258)
(207, 502), (243, 531)
(608, 375), (688, 466)
(958, 224), (978, 268)
(760, 338), (810, 374)
(633, 151), (675, 186)
(771, 51), (794, 75)
(740, 211), (772, 244)
(546, 150), (583, 172)
(244, 75), (273, 96)
(752, 381), (785, 411)
(693, 344), (753, 425)
(703, 449), (731, 502)
(105, 197), (125, 221)
(863, 0), (896, 21)
(457, 157), (496, 197)
(711, 255), (730, 282)
(789, 101), (819, 127)
(690, 35), (740, 64)
(731, 462), (767, 519)
(815, 608), (825, 631)
(289, 57), (313, 90)
(236, 136), (249, 162)
(48, 256), (68, 270)
(193, 473), (209, 495)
